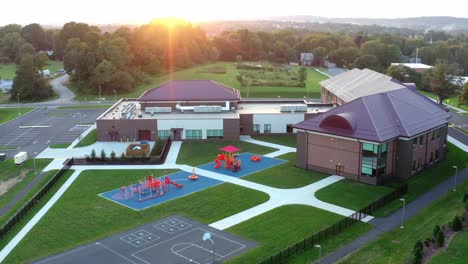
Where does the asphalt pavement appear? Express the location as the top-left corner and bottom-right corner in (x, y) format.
(0, 107), (104, 158)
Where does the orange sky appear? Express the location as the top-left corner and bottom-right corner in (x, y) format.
(1, 0), (467, 25)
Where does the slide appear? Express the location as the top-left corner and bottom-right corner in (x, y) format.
(165, 177), (183, 188)
(214, 159), (222, 169)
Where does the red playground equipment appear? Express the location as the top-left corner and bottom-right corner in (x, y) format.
(250, 155), (262, 162)
(214, 145), (242, 172)
(120, 175), (183, 202)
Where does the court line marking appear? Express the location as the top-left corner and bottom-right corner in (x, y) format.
(97, 243), (138, 264)
(171, 243), (223, 264)
(34, 243), (97, 264)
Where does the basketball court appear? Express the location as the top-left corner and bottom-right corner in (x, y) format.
(34, 215), (256, 264)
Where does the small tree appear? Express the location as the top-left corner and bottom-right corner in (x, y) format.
(100, 149), (106, 160)
(429, 64), (461, 104)
(436, 229), (444, 247)
(451, 215), (462, 231)
(120, 152), (126, 159)
(433, 225), (441, 238)
(413, 247), (422, 264)
(459, 83), (468, 106)
(90, 149), (96, 160)
(110, 151), (116, 160)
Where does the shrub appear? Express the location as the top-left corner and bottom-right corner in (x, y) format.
(90, 149), (96, 160)
(463, 193), (468, 203)
(413, 247), (422, 264)
(436, 230), (444, 247)
(110, 151), (116, 160)
(413, 240), (423, 253)
(433, 225), (441, 238)
(100, 149), (106, 160)
(120, 152), (126, 159)
(451, 215), (462, 231)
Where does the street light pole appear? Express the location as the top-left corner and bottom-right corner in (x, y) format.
(315, 244), (322, 264)
(400, 198), (406, 229)
(452, 166), (458, 191)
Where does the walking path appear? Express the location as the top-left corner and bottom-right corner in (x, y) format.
(320, 167), (468, 264)
(240, 135), (296, 158)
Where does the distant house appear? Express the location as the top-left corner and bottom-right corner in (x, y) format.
(390, 63), (433, 73)
(400, 56), (421, 64)
(294, 88), (450, 185)
(320, 68), (408, 105)
(300, 53), (314, 66)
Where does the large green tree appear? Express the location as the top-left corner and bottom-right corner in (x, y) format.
(329, 47), (360, 68)
(21, 23), (50, 51)
(0, 32), (26, 62)
(429, 64), (461, 104)
(458, 82), (468, 106)
(386, 65), (422, 88)
(11, 54), (53, 101)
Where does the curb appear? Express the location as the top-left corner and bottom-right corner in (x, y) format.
(0, 107), (38, 128)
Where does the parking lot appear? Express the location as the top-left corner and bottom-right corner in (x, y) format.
(0, 107), (105, 158)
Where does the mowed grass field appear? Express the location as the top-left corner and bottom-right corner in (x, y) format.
(419, 90), (468, 111)
(4, 169), (270, 263)
(225, 205), (371, 264)
(339, 180), (468, 264)
(429, 230), (468, 264)
(0, 107), (35, 125)
(73, 62), (329, 100)
(0, 60), (63, 80)
(243, 152), (327, 188)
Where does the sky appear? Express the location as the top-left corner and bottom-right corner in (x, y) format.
(1, 0), (468, 26)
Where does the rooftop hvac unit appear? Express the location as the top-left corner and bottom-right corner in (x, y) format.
(280, 104), (307, 113)
(193, 105), (222, 112)
(145, 107), (172, 113)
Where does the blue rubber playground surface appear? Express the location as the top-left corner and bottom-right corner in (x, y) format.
(197, 152), (287, 178)
(99, 171), (222, 210)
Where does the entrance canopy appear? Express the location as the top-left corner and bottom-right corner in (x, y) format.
(219, 145), (241, 153)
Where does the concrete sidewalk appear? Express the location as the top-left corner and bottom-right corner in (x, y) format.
(240, 135), (296, 158)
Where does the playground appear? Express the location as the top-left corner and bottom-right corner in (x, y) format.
(199, 152), (286, 178)
(33, 215), (256, 264)
(100, 145), (285, 210)
(99, 171), (223, 210)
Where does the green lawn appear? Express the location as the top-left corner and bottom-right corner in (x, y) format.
(0, 159), (52, 223)
(0, 107), (35, 125)
(419, 90), (468, 111)
(429, 230), (468, 264)
(0, 60), (63, 80)
(55, 104), (113, 110)
(0, 169), (58, 225)
(226, 205), (364, 264)
(252, 135), (297, 147)
(176, 140), (277, 166)
(339, 180), (468, 264)
(315, 180), (394, 211)
(72, 62), (329, 100)
(243, 153), (327, 188)
(374, 143), (468, 217)
(288, 223), (372, 264)
(49, 143), (71, 149)
(0, 170), (74, 252)
(74, 129), (96, 147)
(5, 169), (270, 263)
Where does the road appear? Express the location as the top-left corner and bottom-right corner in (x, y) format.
(47, 74), (75, 104)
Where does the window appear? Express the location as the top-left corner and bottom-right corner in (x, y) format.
(361, 142), (387, 177)
(437, 128), (442, 138)
(207, 129), (223, 139)
(253, 124), (260, 133)
(413, 138), (418, 148)
(264, 124), (271, 133)
(431, 130), (435, 141)
(419, 135), (424, 145)
(185, 130), (202, 139)
(435, 150), (439, 160)
(157, 130), (171, 139)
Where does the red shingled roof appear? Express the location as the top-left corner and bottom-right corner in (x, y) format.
(139, 80), (240, 101)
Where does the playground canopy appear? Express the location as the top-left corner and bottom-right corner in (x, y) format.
(219, 145), (241, 153)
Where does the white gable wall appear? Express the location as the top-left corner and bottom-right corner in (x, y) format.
(253, 113), (305, 133)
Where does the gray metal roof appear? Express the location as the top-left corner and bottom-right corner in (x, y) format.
(139, 80), (240, 102)
(294, 88), (451, 142)
(320, 68), (407, 102)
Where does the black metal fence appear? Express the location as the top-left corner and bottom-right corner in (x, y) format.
(258, 183), (408, 264)
(0, 159), (73, 240)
